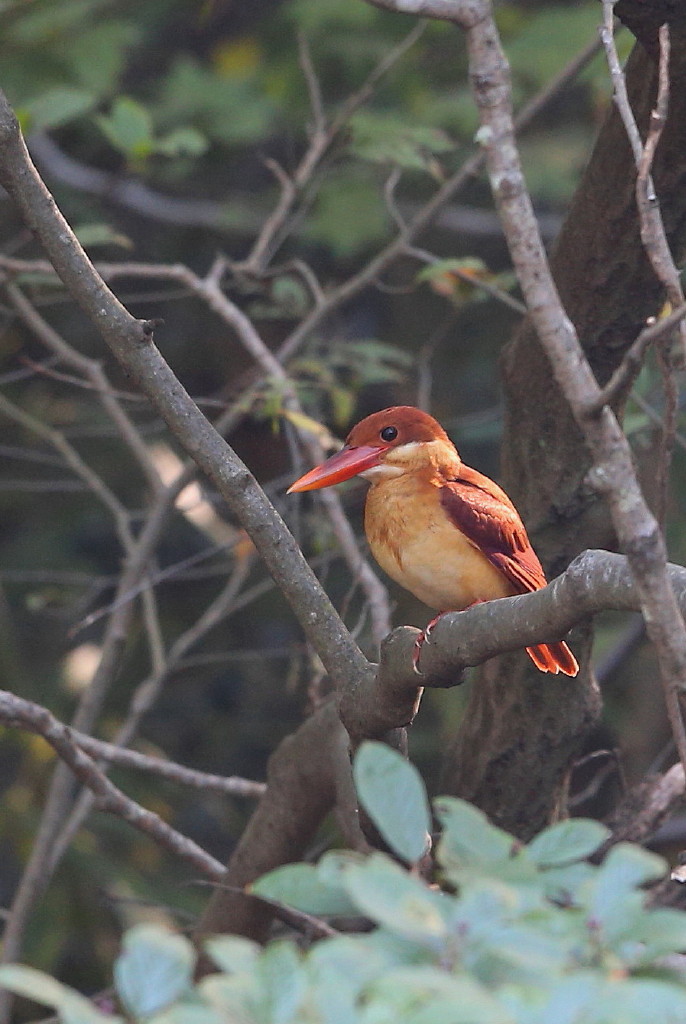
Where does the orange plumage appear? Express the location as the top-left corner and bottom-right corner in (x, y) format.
(289, 406), (578, 676)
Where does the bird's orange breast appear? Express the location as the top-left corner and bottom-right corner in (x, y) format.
(364, 474), (514, 612)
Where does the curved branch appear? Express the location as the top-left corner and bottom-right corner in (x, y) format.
(339, 549), (686, 743)
(0, 691), (228, 881)
(194, 699), (348, 947)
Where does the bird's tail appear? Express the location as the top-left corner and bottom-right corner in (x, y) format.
(526, 641), (578, 676)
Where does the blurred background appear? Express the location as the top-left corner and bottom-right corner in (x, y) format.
(0, 0), (676, 996)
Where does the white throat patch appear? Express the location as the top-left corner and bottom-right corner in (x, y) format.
(359, 441), (424, 481)
(360, 463), (404, 482)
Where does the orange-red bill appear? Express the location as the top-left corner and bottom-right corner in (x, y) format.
(287, 444), (383, 493)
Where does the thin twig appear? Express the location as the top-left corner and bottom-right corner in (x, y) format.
(274, 26), (604, 368)
(590, 303), (686, 412)
(239, 22), (426, 274)
(0, 690), (228, 881)
(3, 280), (164, 495)
(196, 881), (339, 940)
(2, 693), (265, 796)
(601, 14), (685, 528)
(298, 31), (326, 135)
(186, 264), (393, 644)
(46, 548), (258, 875)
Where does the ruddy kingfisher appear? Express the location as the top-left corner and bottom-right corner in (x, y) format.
(288, 406), (578, 676)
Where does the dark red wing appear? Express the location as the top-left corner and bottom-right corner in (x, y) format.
(439, 464), (548, 594)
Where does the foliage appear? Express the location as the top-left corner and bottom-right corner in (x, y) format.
(0, 0), (681, 1005)
(3, 744), (686, 1024)
(0, 0), (604, 253)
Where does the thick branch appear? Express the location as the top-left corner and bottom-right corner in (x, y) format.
(193, 699), (347, 947)
(364, 0), (686, 831)
(339, 549), (686, 741)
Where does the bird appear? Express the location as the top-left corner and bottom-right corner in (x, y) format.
(288, 405), (578, 676)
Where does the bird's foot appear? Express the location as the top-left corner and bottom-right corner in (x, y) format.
(412, 602), (485, 675)
(412, 614), (444, 676)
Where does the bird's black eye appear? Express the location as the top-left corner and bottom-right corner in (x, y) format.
(380, 425), (398, 442)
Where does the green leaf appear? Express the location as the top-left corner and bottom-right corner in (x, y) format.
(416, 257), (488, 284)
(64, 22), (140, 95)
(0, 966), (120, 1024)
(591, 844), (666, 914)
(628, 907), (686, 963)
(156, 56), (274, 146)
(538, 859), (595, 904)
(250, 275), (311, 321)
(23, 87), (95, 131)
(349, 110), (453, 171)
(364, 967), (510, 1024)
(434, 797), (514, 876)
(592, 977), (686, 1023)
(527, 819), (610, 868)
(353, 742), (431, 863)
(329, 386), (355, 429)
(528, 972), (604, 1024)
(96, 97), (154, 159)
(198, 973), (255, 1018)
(113, 924), (195, 1018)
(341, 853), (449, 946)
(304, 169), (389, 256)
(584, 845), (667, 944)
(337, 339), (413, 367)
(286, 0), (377, 34)
(149, 1002), (225, 1024)
(256, 941), (307, 1024)
(307, 935), (395, 1024)
(74, 223), (133, 251)
(7, 0), (99, 43)
(203, 935), (260, 975)
(316, 849), (366, 891)
(251, 863), (359, 917)
(155, 127), (208, 158)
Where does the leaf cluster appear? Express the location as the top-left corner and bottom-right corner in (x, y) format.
(3, 744), (686, 1024)
(0, 0), (604, 255)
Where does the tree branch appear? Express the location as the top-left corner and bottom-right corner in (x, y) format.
(0, 90), (370, 692)
(194, 699), (348, 948)
(364, 0), (686, 784)
(0, 691), (229, 881)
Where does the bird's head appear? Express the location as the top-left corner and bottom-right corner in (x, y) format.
(287, 406), (459, 493)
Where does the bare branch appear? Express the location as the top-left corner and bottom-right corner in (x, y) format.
(2, 280), (164, 495)
(360, 1), (686, 778)
(1, 691), (265, 797)
(182, 263), (392, 643)
(0, 690), (228, 881)
(46, 548), (258, 875)
(0, 470), (209, 983)
(590, 303), (686, 411)
(600, 11), (685, 535)
(0, 390), (132, 545)
(0, 92), (370, 687)
(0, 98), (376, 986)
(238, 21), (426, 275)
(607, 762), (686, 850)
